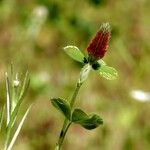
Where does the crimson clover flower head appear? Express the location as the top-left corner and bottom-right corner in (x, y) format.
(64, 22), (118, 80)
(87, 23), (111, 60)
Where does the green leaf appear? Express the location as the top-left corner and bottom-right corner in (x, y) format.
(64, 46), (85, 63)
(8, 71), (30, 129)
(0, 105), (5, 131)
(97, 63), (118, 80)
(18, 71), (30, 103)
(72, 108), (88, 121)
(7, 105), (32, 150)
(72, 109), (103, 130)
(5, 72), (11, 126)
(51, 98), (71, 120)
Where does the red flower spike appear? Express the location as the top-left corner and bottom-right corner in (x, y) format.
(87, 23), (111, 59)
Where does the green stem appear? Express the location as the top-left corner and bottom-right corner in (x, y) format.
(55, 64), (91, 150)
(70, 83), (82, 108)
(56, 83), (82, 150)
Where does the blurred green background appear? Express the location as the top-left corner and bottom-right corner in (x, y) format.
(0, 0), (150, 149)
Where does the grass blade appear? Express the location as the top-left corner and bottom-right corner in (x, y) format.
(8, 71), (30, 129)
(18, 71), (30, 102)
(7, 105), (32, 150)
(0, 105), (5, 131)
(5, 72), (11, 126)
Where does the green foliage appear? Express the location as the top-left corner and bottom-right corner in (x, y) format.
(63, 45), (118, 81)
(51, 98), (71, 120)
(0, 66), (31, 150)
(7, 105), (32, 150)
(0, 0), (149, 149)
(0, 106), (5, 131)
(7, 71), (30, 129)
(97, 62), (118, 80)
(72, 108), (103, 130)
(64, 46), (85, 63)
(51, 99), (103, 130)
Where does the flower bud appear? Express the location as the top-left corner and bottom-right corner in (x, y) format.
(87, 23), (110, 59)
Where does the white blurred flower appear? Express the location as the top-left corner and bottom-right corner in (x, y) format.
(27, 6), (48, 39)
(33, 6), (48, 19)
(130, 89), (150, 102)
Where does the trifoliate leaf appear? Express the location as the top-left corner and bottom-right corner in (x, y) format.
(64, 46), (85, 63)
(51, 98), (71, 120)
(97, 63), (118, 80)
(72, 108), (88, 122)
(72, 109), (103, 130)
